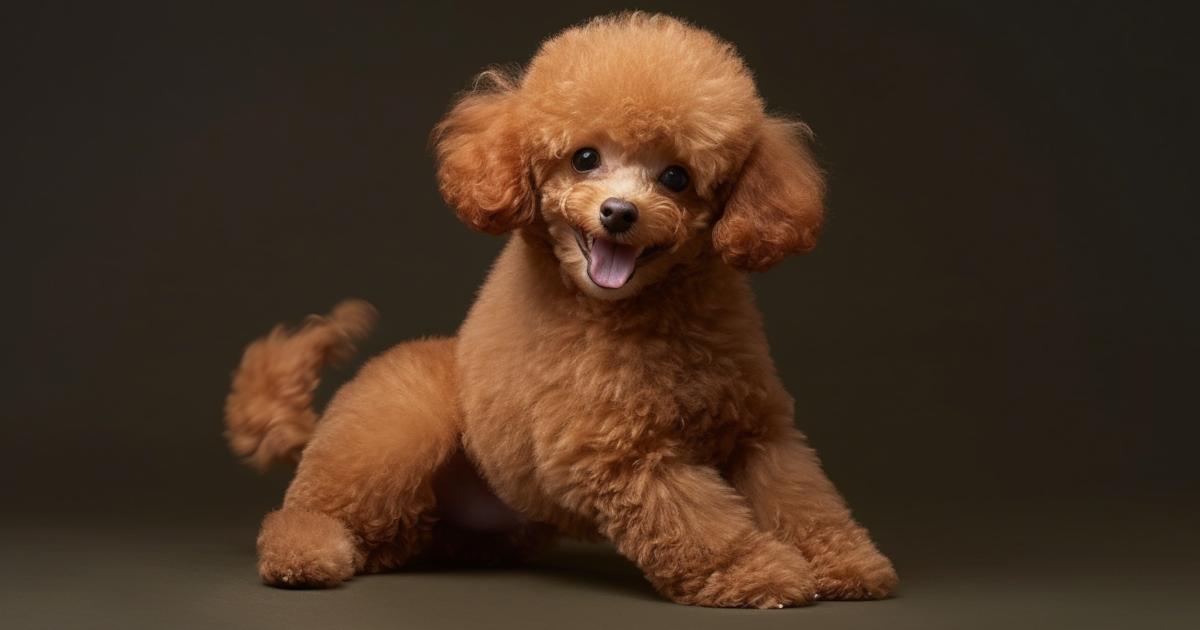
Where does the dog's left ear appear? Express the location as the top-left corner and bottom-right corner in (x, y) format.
(432, 75), (533, 234)
(712, 117), (826, 271)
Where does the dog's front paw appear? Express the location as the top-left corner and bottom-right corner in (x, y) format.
(811, 545), (898, 600)
(674, 536), (816, 608)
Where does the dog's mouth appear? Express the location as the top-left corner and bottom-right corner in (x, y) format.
(573, 229), (664, 290)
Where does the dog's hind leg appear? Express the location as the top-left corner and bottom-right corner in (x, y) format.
(256, 337), (461, 588)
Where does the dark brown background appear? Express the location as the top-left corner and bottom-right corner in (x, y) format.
(3, 2), (1197, 628)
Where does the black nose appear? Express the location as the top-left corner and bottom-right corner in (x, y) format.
(599, 198), (638, 234)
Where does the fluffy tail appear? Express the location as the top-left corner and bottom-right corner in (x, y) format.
(224, 299), (377, 471)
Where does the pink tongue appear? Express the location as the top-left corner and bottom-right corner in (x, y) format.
(588, 237), (640, 289)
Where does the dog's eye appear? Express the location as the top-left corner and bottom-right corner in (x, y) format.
(658, 165), (689, 192)
(571, 148), (601, 172)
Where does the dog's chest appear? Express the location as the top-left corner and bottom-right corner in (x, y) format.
(545, 321), (769, 462)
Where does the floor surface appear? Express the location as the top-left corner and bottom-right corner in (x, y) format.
(4, 503), (1196, 630)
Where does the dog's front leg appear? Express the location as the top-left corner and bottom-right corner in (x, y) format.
(542, 441), (816, 608)
(729, 417), (899, 600)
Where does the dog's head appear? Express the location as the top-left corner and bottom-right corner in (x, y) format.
(433, 13), (825, 300)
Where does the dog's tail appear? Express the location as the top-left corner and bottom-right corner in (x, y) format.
(223, 299), (378, 471)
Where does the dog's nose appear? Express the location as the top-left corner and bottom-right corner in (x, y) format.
(599, 198), (638, 234)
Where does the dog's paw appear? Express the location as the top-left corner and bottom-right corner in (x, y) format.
(257, 509), (357, 589)
(676, 536), (817, 608)
(811, 546), (898, 600)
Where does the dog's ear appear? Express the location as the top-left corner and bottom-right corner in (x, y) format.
(712, 117), (826, 271)
(432, 74), (533, 234)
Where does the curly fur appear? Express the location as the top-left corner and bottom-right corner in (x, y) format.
(225, 12), (896, 608)
(224, 299), (376, 470)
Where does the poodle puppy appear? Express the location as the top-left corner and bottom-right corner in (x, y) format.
(224, 12), (897, 608)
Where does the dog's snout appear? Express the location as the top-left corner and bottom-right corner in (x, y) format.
(599, 198), (638, 234)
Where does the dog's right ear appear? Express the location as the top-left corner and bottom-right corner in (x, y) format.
(432, 74), (533, 234)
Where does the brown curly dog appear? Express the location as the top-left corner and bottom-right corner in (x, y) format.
(224, 12), (897, 608)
